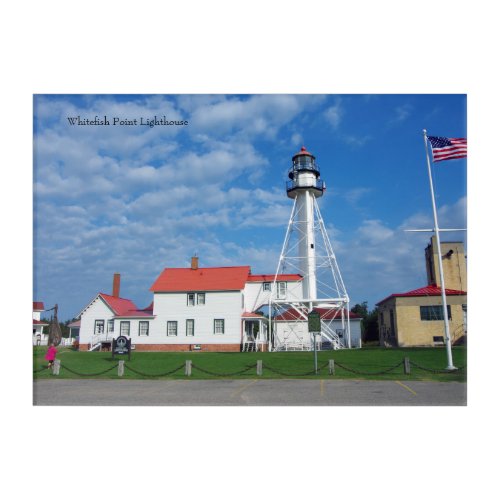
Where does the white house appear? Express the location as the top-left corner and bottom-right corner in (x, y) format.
(67, 320), (81, 340)
(77, 257), (362, 352)
(78, 293), (154, 352)
(78, 260), (305, 352)
(33, 302), (49, 346)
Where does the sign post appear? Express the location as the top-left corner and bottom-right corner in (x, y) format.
(308, 311), (321, 374)
(112, 336), (132, 361)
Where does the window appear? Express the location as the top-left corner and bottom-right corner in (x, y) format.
(263, 282), (271, 291)
(167, 321), (178, 336)
(186, 319), (195, 336)
(420, 305), (452, 321)
(197, 293), (205, 305)
(214, 319), (225, 334)
(433, 336), (445, 343)
(107, 320), (114, 333)
(187, 293), (195, 306)
(94, 320), (105, 334)
(139, 321), (149, 336)
(120, 321), (130, 336)
(277, 281), (287, 298)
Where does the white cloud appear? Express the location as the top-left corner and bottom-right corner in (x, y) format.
(324, 99), (343, 128)
(356, 219), (395, 244)
(343, 187), (372, 205)
(341, 134), (371, 147)
(188, 94), (321, 138)
(390, 104), (413, 124)
(291, 132), (303, 146)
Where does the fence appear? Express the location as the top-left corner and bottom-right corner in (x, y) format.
(34, 357), (466, 378)
(32, 337), (74, 347)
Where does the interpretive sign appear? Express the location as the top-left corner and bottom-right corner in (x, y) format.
(112, 336), (131, 360)
(308, 311), (321, 333)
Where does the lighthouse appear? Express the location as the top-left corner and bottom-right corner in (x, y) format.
(286, 146), (324, 303)
(269, 146), (351, 351)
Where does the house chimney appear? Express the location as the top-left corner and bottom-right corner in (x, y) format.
(112, 273), (121, 297)
(191, 256), (199, 270)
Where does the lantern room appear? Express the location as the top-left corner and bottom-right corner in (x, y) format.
(286, 146), (325, 198)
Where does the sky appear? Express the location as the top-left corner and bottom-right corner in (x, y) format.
(33, 94), (467, 321)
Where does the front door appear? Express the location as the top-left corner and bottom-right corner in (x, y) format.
(246, 322), (255, 341)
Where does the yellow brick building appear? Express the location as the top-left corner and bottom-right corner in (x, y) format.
(376, 237), (467, 347)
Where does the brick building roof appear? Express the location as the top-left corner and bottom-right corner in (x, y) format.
(376, 285), (467, 306)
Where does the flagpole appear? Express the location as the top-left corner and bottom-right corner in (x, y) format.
(423, 129), (456, 370)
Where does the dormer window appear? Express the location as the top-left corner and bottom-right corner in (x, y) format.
(188, 292), (205, 306)
(277, 282), (287, 299)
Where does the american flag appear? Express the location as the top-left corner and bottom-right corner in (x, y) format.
(427, 136), (467, 162)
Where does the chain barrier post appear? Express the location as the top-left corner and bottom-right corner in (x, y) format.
(118, 360), (124, 377)
(52, 359), (61, 376)
(404, 357), (411, 375)
(329, 359), (335, 376)
(257, 360), (263, 376)
(185, 360), (192, 377)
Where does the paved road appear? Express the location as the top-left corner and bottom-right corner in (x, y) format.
(33, 379), (466, 406)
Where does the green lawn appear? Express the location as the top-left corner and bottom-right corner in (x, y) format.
(33, 345), (466, 382)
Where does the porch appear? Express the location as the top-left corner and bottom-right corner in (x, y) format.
(242, 313), (268, 352)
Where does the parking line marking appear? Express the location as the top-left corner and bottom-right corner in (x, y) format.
(395, 380), (417, 396)
(231, 379), (258, 398)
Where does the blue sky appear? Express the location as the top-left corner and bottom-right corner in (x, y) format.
(33, 94), (467, 320)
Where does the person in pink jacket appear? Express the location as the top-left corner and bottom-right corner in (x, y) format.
(45, 344), (57, 369)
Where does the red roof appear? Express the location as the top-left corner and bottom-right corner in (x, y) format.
(33, 319), (49, 325)
(68, 320), (81, 328)
(100, 293), (154, 317)
(33, 302), (45, 311)
(242, 312), (264, 318)
(246, 273), (302, 282)
(376, 285), (467, 305)
(275, 307), (360, 321)
(150, 266), (251, 292)
(293, 146), (315, 159)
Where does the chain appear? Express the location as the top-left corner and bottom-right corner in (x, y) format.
(33, 366), (48, 373)
(191, 364), (255, 377)
(124, 364), (185, 377)
(409, 360), (467, 374)
(334, 361), (404, 376)
(262, 361), (330, 377)
(60, 363), (119, 376)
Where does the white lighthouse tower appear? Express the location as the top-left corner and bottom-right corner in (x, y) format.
(269, 146), (351, 351)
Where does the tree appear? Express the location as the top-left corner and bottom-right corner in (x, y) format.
(363, 308), (380, 342)
(46, 304), (62, 346)
(351, 301), (368, 319)
(351, 302), (379, 343)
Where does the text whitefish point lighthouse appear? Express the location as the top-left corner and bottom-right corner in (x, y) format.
(76, 147), (358, 352)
